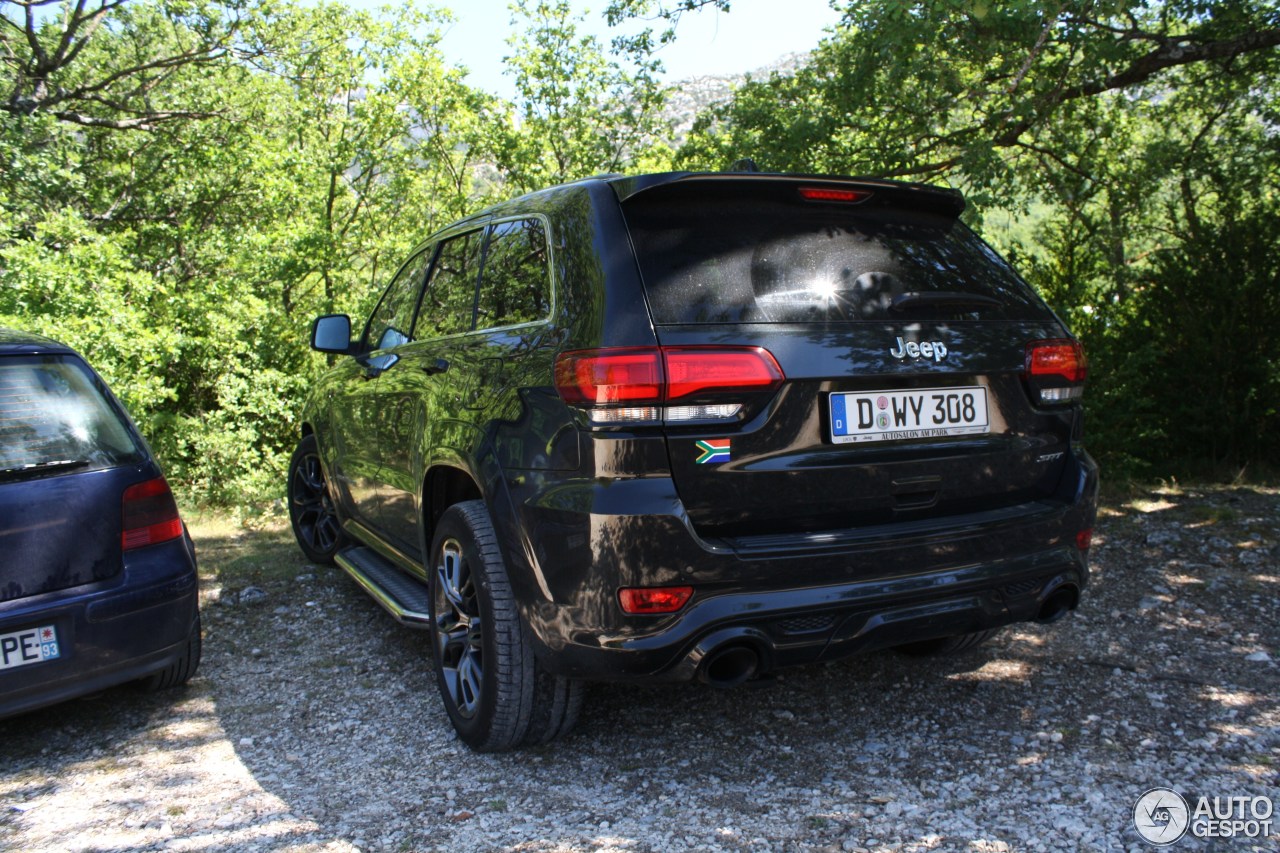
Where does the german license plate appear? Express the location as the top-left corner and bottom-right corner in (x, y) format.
(830, 386), (989, 443)
(0, 625), (61, 672)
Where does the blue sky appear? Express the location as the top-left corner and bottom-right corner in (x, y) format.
(430, 0), (844, 98)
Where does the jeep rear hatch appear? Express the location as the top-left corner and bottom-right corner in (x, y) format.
(615, 175), (1084, 539)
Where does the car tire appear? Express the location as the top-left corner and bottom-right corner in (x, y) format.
(139, 612), (202, 692)
(428, 500), (582, 752)
(894, 627), (1001, 657)
(287, 434), (347, 564)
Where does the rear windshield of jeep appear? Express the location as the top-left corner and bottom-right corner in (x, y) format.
(623, 194), (1050, 325)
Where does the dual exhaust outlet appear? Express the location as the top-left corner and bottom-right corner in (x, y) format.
(692, 582), (1081, 688)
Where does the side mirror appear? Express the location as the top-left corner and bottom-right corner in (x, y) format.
(311, 314), (353, 354)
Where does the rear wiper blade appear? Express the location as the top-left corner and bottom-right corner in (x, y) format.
(0, 459), (91, 482)
(891, 291), (1003, 312)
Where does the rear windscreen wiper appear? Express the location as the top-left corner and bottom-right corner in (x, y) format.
(891, 291), (1003, 312)
(0, 459), (91, 482)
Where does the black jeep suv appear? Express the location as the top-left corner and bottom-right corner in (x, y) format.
(290, 171), (1098, 751)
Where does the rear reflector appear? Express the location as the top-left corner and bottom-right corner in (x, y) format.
(619, 586), (693, 614)
(1076, 528), (1093, 550)
(122, 477), (184, 550)
(555, 346), (783, 423)
(798, 187), (872, 203)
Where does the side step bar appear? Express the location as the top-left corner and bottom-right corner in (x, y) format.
(335, 546), (432, 628)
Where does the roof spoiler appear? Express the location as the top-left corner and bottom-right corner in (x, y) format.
(607, 171), (966, 218)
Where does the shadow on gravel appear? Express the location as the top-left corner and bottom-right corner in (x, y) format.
(3, 487), (1278, 852)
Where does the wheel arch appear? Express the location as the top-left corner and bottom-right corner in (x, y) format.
(422, 464), (484, 553)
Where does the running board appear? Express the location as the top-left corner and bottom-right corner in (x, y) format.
(335, 546), (432, 628)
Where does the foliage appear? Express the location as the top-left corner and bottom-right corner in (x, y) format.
(0, 0), (495, 503)
(497, 0), (672, 193)
(1, 0), (258, 130)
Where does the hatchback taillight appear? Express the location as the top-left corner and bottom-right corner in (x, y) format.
(1025, 339), (1087, 405)
(555, 346), (784, 424)
(122, 477), (184, 550)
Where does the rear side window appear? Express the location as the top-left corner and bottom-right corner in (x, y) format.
(0, 357), (142, 475)
(623, 197), (1049, 324)
(422, 229), (485, 336)
(476, 218), (551, 329)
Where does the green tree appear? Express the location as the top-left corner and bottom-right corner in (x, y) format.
(0, 0), (500, 502)
(1, 0), (258, 130)
(497, 0), (672, 193)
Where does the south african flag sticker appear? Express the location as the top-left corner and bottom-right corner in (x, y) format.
(695, 439), (731, 464)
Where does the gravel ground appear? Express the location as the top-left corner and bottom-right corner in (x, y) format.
(2, 484), (1278, 852)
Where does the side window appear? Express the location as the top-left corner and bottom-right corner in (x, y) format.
(421, 229), (485, 336)
(364, 248), (433, 351)
(476, 218), (551, 329)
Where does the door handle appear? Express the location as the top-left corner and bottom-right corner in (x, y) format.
(423, 358), (450, 375)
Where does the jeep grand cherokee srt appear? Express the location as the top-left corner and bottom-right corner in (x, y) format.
(289, 170), (1098, 751)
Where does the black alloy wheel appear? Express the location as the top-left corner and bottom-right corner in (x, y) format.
(428, 500), (584, 751)
(433, 533), (484, 719)
(287, 434), (346, 563)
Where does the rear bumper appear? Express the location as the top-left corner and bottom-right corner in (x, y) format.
(497, 449), (1098, 683)
(0, 535), (200, 719)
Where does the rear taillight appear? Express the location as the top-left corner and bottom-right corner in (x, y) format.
(555, 346), (784, 424)
(122, 477), (184, 550)
(553, 349), (663, 405)
(664, 348), (783, 399)
(1025, 339), (1087, 404)
(1076, 528), (1093, 550)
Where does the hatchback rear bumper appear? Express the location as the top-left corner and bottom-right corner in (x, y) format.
(499, 449), (1098, 683)
(0, 535), (199, 719)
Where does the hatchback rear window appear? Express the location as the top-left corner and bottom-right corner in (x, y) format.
(623, 197), (1049, 325)
(0, 357), (142, 475)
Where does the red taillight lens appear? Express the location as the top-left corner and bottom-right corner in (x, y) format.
(1076, 528), (1093, 550)
(798, 187), (872, 203)
(1026, 340), (1087, 383)
(1025, 339), (1087, 404)
(554, 349), (663, 404)
(122, 477), (184, 550)
(554, 346), (785, 416)
(663, 347), (783, 401)
(618, 586), (694, 614)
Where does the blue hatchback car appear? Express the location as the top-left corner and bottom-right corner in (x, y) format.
(0, 329), (200, 718)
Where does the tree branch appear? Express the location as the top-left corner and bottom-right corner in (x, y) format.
(1066, 29), (1280, 102)
(48, 107), (215, 130)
